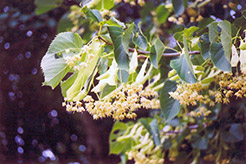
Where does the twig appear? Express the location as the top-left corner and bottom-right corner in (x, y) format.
(162, 123), (207, 135)
(98, 36), (200, 58)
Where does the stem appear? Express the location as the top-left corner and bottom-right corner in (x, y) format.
(98, 36), (200, 58)
(162, 123), (207, 135)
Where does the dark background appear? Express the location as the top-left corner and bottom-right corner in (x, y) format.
(0, 0), (120, 163)
(1, 0), (246, 164)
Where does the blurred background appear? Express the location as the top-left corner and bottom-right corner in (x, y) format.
(1, 0), (245, 164)
(0, 0), (125, 163)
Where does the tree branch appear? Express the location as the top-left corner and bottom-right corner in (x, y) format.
(98, 36), (200, 58)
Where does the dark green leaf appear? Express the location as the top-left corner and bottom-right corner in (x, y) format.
(150, 37), (165, 68)
(82, 6), (102, 22)
(234, 16), (246, 29)
(117, 69), (129, 83)
(139, 119), (161, 146)
(173, 31), (183, 42)
(35, 0), (63, 15)
(197, 18), (214, 34)
(170, 55), (197, 83)
(191, 136), (208, 150)
(208, 22), (218, 43)
(109, 121), (132, 154)
(183, 26), (199, 38)
(209, 43), (231, 72)
(132, 24), (148, 51)
(149, 119), (161, 146)
(160, 80), (180, 121)
(122, 23), (134, 53)
(199, 33), (210, 60)
(172, 0), (185, 16)
(106, 17), (125, 27)
(108, 26), (129, 70)
(221, 124), (244, 143)
(156, 4), (170, 24)
(57, 12), (74, 33)
(218, 20), (232, 61)
(100, 84), (117, 98)
(61, 73), (78, 97)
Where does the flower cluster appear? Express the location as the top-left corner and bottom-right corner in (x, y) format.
(64, 45), (94, 71)
(114, 0), (145, 7)
(214, 73), (246, 104)
(189, 106), (212, 117)
(63, 83), (160, 120)
(169, 82), (214, 107)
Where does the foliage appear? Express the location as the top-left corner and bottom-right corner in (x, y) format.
(40, 0), (246, 163)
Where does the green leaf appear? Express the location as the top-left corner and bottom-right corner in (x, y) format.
(172, 0), (185, 16)
(149, 119), (161, 146)
(209, 43), (231, 72)
(191, 136), (208, 150)
(118, 69), (129, 83)
(199, 33), (210, 60)
(95, 0), (114, 10)
(82, 6), (102, 22)
(122, 23), (134, 53)
(66, 39), (103, 101)
(183, 26), (199, 39)
(41, 32), (83, 89)
(150, 37), (165, 68)
(170, 55), (197, 83)
(160, 80), (180, 121)
(61, 72), (78, 97)
(132, 24), (148, 51)
(106, 17), (125, 27)
(100, 84), (117, 98)
(197, 18), (214, 34)
(109, 121), (131, 154)
(140, 119), (161, 146)
(57, 12), (74, 33)
(156, 4), (170, 24)
(208, 22), (218, 43)
(218, 20), (232, 61)
(170, 36), (197, 83)
(35, 0), (63, 15)
(108, 26), (129, 70)
(221, 124), (244, 143)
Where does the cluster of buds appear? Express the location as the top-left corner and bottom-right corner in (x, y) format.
(100, 10), (117, 18)
(190, 106), (212, 117)
(214, 73), (246, 104)
(64, 45), (95, 71)
(114, 0), (145, 7)
(169, 83), (207, 106)
(63, 83), (160, 120)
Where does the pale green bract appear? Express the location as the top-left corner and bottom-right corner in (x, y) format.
(41, 32), (83, 89)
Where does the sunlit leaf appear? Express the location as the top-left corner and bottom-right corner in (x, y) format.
(41, 32), (83, 89)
